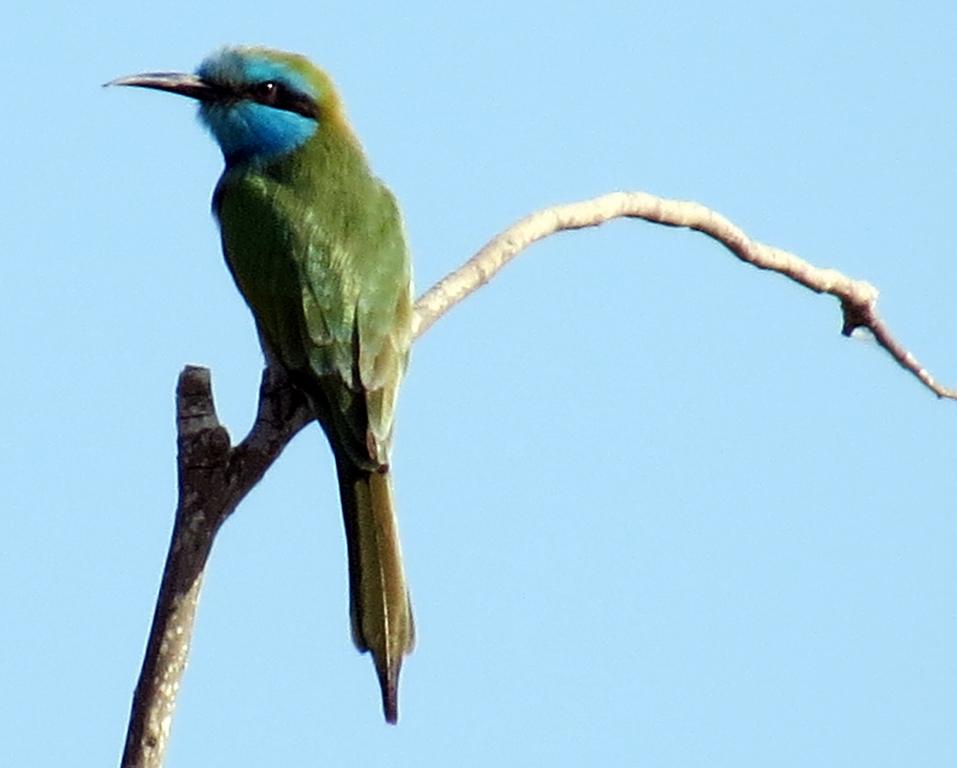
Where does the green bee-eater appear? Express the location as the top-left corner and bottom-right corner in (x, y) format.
(111, 46), (415, 723)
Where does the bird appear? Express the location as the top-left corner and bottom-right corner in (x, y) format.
(110, 46), (415, 723)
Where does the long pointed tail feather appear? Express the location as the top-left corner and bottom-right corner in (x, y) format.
(335, 455), (414, 723)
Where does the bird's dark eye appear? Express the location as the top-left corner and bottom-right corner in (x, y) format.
(244, 79), (318, 119)
(253, 81), (280, 104)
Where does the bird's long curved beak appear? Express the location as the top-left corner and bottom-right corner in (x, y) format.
(105, 72), (218, 101)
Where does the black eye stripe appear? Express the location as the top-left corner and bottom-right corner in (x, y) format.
(244, 81), (318, 120)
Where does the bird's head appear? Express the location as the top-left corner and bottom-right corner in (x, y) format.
(109, 46), (345, 164)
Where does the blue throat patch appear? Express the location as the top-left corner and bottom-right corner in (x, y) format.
(196, 48), (318, 164)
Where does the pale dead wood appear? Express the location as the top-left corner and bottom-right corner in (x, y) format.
(413, 192), (955, 399)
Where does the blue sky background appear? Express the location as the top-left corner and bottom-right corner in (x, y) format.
(3, 1), (957, 765)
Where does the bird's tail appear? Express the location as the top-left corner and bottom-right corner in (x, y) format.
(335, 455), (415, 723)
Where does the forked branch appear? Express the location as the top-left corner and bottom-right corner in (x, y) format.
(121, 190), (955, 768)
(121, 367), (312, 768)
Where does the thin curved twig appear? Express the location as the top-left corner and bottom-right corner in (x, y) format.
(413, 191), (956, 399)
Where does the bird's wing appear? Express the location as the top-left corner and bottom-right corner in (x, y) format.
(299, 182), (413, 467)
(216, 171), (412, 468)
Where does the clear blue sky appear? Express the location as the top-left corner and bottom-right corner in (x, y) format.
(3, 1), (956, 765)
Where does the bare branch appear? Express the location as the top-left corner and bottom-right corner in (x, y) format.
(412, 192), (956, 399)
(122, 189), (955, 766)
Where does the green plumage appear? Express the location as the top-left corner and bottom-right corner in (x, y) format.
(214, 116), (413, 467)
(214, 57), (415, 722)
(111, 47), (416, 722)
